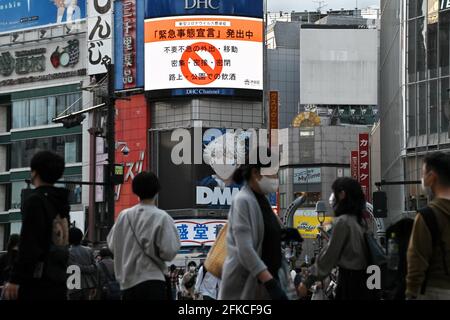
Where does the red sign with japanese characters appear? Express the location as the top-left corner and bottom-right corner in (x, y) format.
(351, 151), (359, 181)
(180, 42), (223, 85)
(358, 133), (371, 202)
(114, 95), (149, 218)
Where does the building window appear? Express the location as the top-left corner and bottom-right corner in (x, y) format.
(441, 77), (450, 133)
(10, 181), (27, 210)
(12, 92), (82, 129)
(11, 134), (82, 169)
(408, 84), (417, 137)
(430, 80), (439, 134)
(56, 175), (82, 205)
(418, 82), (427, 135)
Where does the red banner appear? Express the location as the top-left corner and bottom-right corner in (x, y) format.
(351, 151), (359, 181)
(358, 133), (371, 202)
(114, 94), (149, 218)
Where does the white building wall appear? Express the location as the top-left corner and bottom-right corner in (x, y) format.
(300, 28), (378, 105)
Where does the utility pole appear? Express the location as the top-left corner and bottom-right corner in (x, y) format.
(104, 62), (116, 240)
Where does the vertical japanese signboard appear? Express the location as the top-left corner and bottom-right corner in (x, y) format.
(269, 91), (278, 144)
(351, 151), (359, 181)
(358, 133), (370, 202)
(114, 0), (145, 90)
(87, 0), (114, 75)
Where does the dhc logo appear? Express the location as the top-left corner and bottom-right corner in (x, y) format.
(185, 0), (220, 10)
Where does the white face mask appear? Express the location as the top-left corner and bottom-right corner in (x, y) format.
(189, 267), (196, 273)
(257, 176), (279, 194)
(329, 193), (337, 209)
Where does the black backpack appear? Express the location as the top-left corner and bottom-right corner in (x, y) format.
(98, 261), (121, 300)
(33, 193), (70, 285)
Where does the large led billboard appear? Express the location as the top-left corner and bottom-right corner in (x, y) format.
(0, 0), (86, 33)
(144, 0), (264, 95)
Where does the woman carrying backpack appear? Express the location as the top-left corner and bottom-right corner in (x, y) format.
(299, 177), (376, 300)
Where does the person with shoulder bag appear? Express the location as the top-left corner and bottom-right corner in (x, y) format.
(299, 178), (377, 300)
(107, 172), (181, 300)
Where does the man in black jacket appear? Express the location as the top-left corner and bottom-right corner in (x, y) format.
(2, 151), (70, 300)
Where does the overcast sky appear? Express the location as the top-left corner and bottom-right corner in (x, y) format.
(267, 0), (379, 12)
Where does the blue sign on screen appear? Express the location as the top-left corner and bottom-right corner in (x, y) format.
(0, 0), (86, 33)
(145, 0), (263, 19)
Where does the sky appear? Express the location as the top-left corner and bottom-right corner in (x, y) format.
(267, 0), (379, 12)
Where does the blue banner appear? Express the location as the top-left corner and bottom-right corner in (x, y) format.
(0, 0), (86, 33)
(114, 0), (145, 90)
(145, 0), (264, 19)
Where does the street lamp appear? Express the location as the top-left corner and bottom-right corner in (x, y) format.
(315, 200), (327, 252)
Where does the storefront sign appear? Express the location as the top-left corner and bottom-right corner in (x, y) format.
(293, 168), (321, 184)
(358, 133), (371, 202)
(175, 219), (227, 246)
(293, 210), (333, 239)
(351, 150), (359, 180)
(87, 0), (114, 75)
(0, 38), (85, 87)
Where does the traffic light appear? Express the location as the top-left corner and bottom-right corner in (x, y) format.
(60, 114), (86, 129)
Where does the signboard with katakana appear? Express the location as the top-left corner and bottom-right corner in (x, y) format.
(175, 219), (227, 247)
(358, 133), (371, 202)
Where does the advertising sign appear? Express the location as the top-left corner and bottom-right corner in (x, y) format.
(114, 95), (149, 218)
(351, 150), (359, 180)
(87, 0), (113, 75)
(0, 37), (86, 87)
(145, 0), (264, 19)
(358, 133), (371, 202)
(175, 219), (227, 246)
(293, 168), (321, 184)
(0, 0), (86, 33)
(114, 0), (145, 90)
(144, 15), (263, 92)
(293, 210), (333, 239)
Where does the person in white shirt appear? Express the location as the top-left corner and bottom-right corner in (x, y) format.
(107, 172), (180, 300)
(194, 265), (221, 300)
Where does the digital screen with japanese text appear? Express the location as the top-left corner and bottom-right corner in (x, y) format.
(144, 15), (263, 92)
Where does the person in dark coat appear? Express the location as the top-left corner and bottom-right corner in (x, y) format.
(0, 234), (20, 297)
(3, 151), (70, 301)
(68, 228), (97, 300)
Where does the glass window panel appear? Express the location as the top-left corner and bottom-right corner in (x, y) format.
(11, 181), (28, 210)
(441, 77), (450, 133)
(12, 100), (29, 129)
(409, 0), (417, 19)
(417, 0), (426, 17)
(48, 96), (56, 124)
(428, 23), (438, 78)
(418, 82), (427, 135)
(408, 20), (417, 82)
(439, 10), (450, 76)
(408, 84), (417, 137)
(417, 18), (426, 81)
(56, 95), (67, 116)
(430, 80), (439, 134)
(29, 98), (47, 127)
(66, 93), (82, 112)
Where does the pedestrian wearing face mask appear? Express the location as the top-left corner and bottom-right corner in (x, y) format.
(218, 148), (295, 300)
(181, 261), (197, 300)
(298, 177), (376, 300)
(406, 152), (450, 300)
